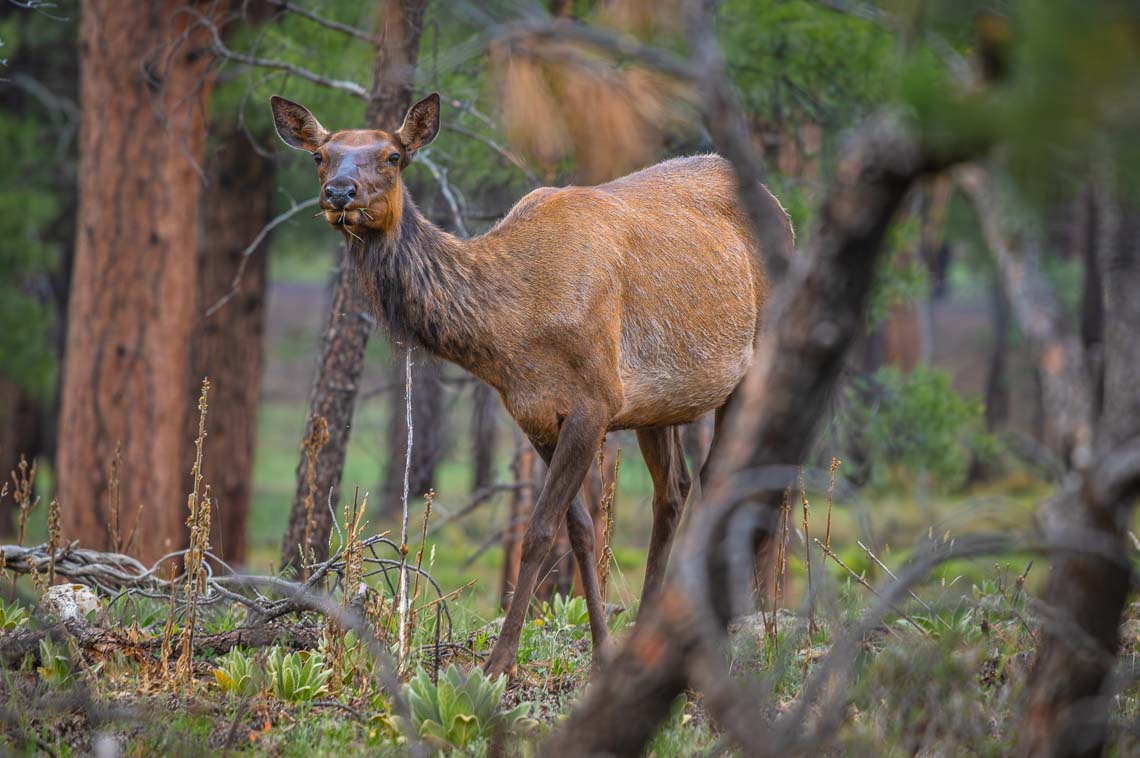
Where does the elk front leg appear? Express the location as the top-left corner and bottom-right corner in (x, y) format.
(484, 404), (606, 678)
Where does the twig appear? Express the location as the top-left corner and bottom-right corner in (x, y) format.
(814, 538), (929, 637)
(202, 17), (368, 99)
(417, 154), (469, 237)
(205, 196), (321, 317)
(427, 482), (532, 533)
(856, 539), (950, 631)
(263, 0), (375, 44)
(443, 121), (539, 186)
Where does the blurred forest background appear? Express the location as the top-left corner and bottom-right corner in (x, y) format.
(0, 0), (1096, 613)
(2, 0), (1140, 753)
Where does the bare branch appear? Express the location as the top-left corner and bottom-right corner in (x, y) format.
(204, 196), (320, 317)
(199, 13), (368, 99)
(443, 121), (539, 186)
(417, 153), (470, 237)
(262, 0), (375, 44)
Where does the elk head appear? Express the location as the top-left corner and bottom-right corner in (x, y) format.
(270, 93), (441, 235)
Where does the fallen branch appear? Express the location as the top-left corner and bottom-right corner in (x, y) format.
(0, 618), (320, 667)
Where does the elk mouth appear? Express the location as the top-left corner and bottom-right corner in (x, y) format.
(323, 208), (374, 228)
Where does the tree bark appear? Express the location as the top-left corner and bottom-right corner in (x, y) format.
(188, 126), (275, 565)
(471, 381), (499, 492)
(280, 0), (429, 569)
(968, 278), (1010, 482)
(0, 380), (42, 537)
(280, 256), (371, 568)
(57, 0), (219, 563)
(500, 428), (536, 610)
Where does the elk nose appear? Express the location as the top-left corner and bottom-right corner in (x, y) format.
(324, 181), (356, 210)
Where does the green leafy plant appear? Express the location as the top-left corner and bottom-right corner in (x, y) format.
(843, 366), (998, 490)
(266, 647), (331, 702)
(404, 664), (532, 750)
(213, 648), (262, 698)
(202, 604), (246, 635)
(37, 638), (99, 686)
(540, 593), (589, 630)
(0, 599), (29, 631)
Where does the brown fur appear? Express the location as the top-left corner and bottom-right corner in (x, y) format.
(271, 93), (794, 676)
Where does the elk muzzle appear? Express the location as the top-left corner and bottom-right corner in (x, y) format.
(323, 179), (357, 211)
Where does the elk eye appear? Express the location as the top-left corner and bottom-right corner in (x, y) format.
(312, 152), (322, 165)
(388, 152), (401, 165)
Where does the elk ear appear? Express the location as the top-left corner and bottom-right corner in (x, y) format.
(395, 92), (440, 155)
(270, 95), (330, 152)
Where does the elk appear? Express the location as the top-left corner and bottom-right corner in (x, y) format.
(271, 92), (794, 676)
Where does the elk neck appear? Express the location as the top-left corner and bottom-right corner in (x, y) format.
(349, 183), (501, 378)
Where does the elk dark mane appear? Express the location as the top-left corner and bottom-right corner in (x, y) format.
(349, 185), (491, 365)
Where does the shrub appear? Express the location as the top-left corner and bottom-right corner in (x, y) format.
(843, 365), (997, 490)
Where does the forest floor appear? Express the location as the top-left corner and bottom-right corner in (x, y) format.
(7, 269), (1140, 754)
(7, 469), (1140, 756)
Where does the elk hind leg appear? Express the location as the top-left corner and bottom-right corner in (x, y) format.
(637, 426), (691, 612)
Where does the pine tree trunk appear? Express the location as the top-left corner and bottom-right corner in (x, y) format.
(500, 429), (535, 610)
(188, 127), (275, 565)
(0, 380), (42, 537)
(280, 0), (429, 569)
(57, 0), (218, 563)
(471, 381), (499, 492)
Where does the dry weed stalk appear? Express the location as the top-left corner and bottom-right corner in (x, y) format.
(46, 498), (61, 586)
(814, 536), (929, 638)
(407, 489), (435, 644)
(595, 447), (621, 602)
(299, 415), (330, 578)
(158, 563), (178, 683)
(857, 539), (950, 631)
(326, 488), (368, 688)
(799, 469), (817, 638)
(27, 560), (45, 597)
(767, 486), (793, 643)
(176, 378), (212, 685)
(11, 455), (39, 547)
(825, 457), (841, 550)
(106, 442), (143, 555)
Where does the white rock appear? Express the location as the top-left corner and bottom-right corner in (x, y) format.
(40, 583), (102, 623)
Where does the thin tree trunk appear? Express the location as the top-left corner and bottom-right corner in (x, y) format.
(1080, 185), (1105, 419)
(280, 0), (429, 569)
(471, 381), (499, 492)
(500, 429), (535, 610)
(57, 0), (218, 563)
(0, 380), (42, 537)
(968, 279), (1010, 482)
(188, 126), (275, 565)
